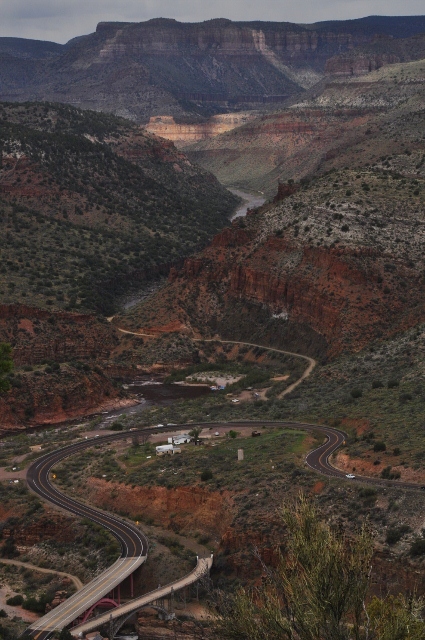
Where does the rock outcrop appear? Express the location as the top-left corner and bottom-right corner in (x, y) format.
(325, 52), (400, 76)
(145, 113), (258, 146)
(0, 365), (126, 430)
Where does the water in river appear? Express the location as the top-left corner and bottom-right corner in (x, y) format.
(97, 379), (211, 426)
(229, 189), (266, 220)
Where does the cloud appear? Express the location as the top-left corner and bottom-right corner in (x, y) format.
(0, 0), (424, 43)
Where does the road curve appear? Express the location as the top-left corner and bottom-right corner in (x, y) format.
(26, 438), (149, 640)
(192, 338), (316, 398)
(25, 421), (424, 639)
(110, 330), (318, 398)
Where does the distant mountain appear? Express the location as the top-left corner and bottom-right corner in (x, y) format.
(0, 37), (63, 59)
(308, 15), (425, 39)
(0, 16), (424, 122)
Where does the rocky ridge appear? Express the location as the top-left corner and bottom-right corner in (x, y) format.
(1, 16), (425, 121)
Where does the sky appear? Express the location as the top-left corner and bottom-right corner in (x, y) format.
(0, 0), (424, 44)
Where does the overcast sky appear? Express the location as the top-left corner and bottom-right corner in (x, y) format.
(1, 0), (424, 44)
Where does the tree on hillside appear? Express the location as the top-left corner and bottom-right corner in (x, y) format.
(212, 495), (425, 640)
(0, 343), (13, 393)
(189, 427), (202, 444)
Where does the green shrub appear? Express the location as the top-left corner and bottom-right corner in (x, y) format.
(350, 388), (363, 399)
(381, 466), (400, 480)
(372, 380), (384, 389)
(373, 441), (386, 453)
(358, 487), (376, 499)
(386, 524), (410, 545)
(6, 595), (23, 606)
(22, 594), (51, 613)
(388, 379), (400, 388)
(0, 610), (7, 618)
(201, 470), (213, 481)
(110, 422), (124, 431)
(410, 538), (425, 556)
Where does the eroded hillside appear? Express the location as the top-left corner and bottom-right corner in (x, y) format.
(0, 102), (238, 314)
(119, 154), (425, 360)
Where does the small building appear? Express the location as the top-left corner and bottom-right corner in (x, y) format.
(156, 445), (182, 456)
(168, 434), (191, 445)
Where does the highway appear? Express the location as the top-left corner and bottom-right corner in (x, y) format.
(24, 420), (424, 639)
(26, 437), (149, 640)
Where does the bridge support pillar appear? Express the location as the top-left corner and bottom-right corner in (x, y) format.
(168, 587), (174, 614)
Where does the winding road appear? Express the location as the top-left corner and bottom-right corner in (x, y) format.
(191, 338), (316, 398)
(24, 417), (424, 639)
(110, 331), (318, 398)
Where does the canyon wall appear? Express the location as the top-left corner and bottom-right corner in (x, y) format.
(0, 304), (126, 430)
(0, 304), (118, 367)
(145, 113), (257, 146)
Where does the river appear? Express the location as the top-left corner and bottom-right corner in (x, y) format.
(95, 378), (211, 428)
(229, 188), (266, 220)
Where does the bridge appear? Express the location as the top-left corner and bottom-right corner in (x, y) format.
(71, 556), (213, 638)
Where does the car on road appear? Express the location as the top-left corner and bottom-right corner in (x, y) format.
(346, 474), (355, 479)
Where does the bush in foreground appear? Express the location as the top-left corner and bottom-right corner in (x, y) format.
(213, 495), (425, 640)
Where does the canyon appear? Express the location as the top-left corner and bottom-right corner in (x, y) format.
(180, 58), (425, 194)
(119, 156), (425, 361)
(2, 17), (425, 640)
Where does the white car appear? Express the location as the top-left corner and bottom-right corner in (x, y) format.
(346, 474), (355, 479)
